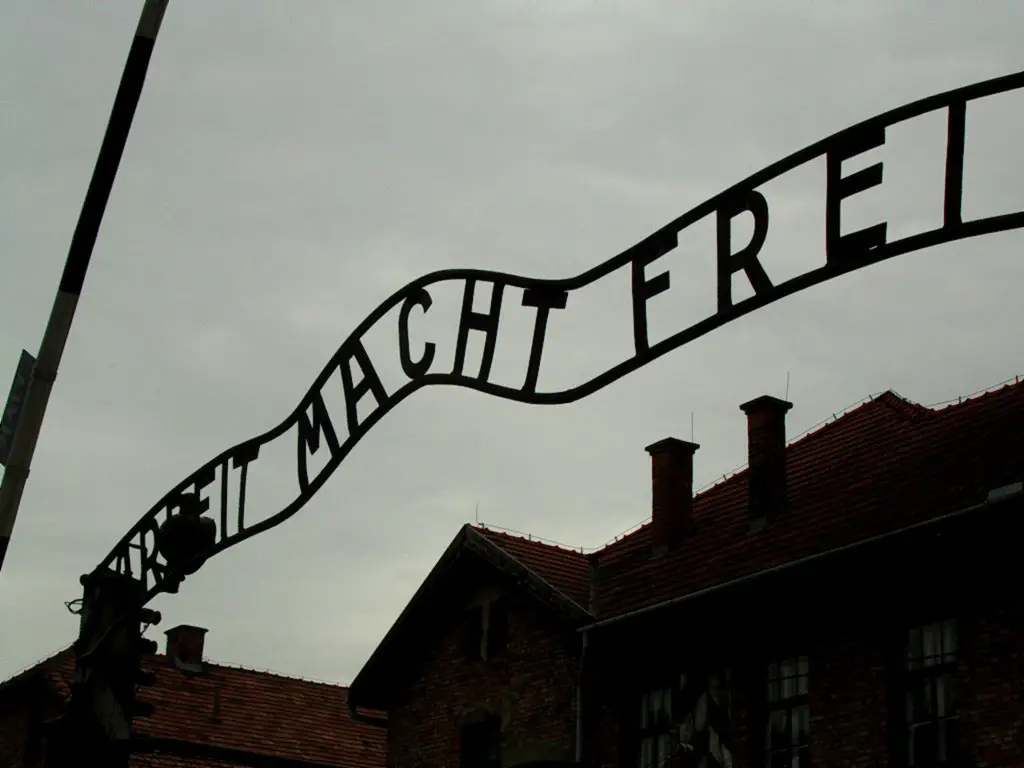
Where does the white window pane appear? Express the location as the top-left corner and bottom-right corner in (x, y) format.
(942, 620), (957, 660)
(797, 656), (809, 677)
(922, 624), (940, 665)
(781, 672), (795, 699)
(679, 713), (694, 745)
(767, 710), (788, 750)
(641, 737), (653, 768)
(781, 658), (796, 680)
(908, 627), (922, 664)
(695, 693), (707, 731)
(936, 675), (956, 718)
(710, 671), (723, 704)
(768, 662), (780, 680)
(658, 734), (673, 768)
(792, 705), (809, 745)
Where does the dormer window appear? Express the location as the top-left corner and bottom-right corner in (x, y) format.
(464, 597), (509, 661)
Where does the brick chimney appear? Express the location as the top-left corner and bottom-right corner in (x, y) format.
(740, 395), (792, 527)
(645, 437), (699, 556)
(165, 624), (207, 672)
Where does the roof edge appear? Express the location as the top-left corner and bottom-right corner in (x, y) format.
(582, 484), (1024, 632)
(350, 524), (592, 711)
(465, 527), (592, 620)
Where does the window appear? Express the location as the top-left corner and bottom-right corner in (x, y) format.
(904, 620), (958, 766)
(460, 716), (501, 768)
(639, 687), (674, 768)
(464, 606), (484, 660)
(486, 598), (509, 657)
(463, 598), (509, 661)
(765, 656), (809, 768)
(678, 669), (735, 768)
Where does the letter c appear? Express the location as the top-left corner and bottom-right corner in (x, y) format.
(398, 288), (436, 379)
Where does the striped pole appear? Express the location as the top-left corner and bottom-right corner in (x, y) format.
(0, 1), (170, 579)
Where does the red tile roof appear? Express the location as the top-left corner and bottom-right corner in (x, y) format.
(473, 527), (592, 610)
(9, 648), (386, 768)
(474, 382), (1024, 621)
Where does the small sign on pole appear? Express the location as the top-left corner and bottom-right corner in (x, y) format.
(0, 351), (36, 467)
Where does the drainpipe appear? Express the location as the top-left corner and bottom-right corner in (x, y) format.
(575, 629), (589, 764)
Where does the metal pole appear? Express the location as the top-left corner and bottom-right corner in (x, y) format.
(0, 1), (170, 578)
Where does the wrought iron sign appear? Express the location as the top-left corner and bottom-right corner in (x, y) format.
(96, 71), (1024, 602)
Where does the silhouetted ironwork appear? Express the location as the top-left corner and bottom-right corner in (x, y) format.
(91, 70), (1024, 603)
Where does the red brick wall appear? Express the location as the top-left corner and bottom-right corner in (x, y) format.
(960, 605), (1024, 767)
(0, 705), (31, 768)
(809, 624), (890, 768)
(386, 588), (580, 768)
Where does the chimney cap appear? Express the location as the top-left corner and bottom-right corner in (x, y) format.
(645, 437), (700, 456)
(164, 624), (208, 638)
(740, 395), (793, 415)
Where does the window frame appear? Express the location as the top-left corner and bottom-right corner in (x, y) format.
(638, 684), (676, 768)
(899, 619), (960, 768)
(762, 655), (811, 768)
(463, 597), (510, 662)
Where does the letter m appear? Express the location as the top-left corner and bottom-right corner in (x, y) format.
(297, 392), (342, 493)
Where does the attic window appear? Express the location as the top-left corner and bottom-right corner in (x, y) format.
(464, 598), (509, 661)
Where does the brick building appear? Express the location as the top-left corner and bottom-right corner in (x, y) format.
(348, 383), (1024, 768)
(0, 624), (387, 767)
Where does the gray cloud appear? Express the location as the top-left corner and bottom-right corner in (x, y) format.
(1, 1), (1022, 684)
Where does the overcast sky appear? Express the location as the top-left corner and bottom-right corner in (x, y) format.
(1, 2), (1022, 685)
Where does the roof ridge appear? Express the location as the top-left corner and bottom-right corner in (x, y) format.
(927, 375), (1023, 412)
(873, 389), (931, 422)
(1, 646), (356, 693)
(592, 393), (887, 553)
(473, 524), (587, 556)
(585, 378), (1024, 552)
(172, 655), (352, 688)
(591, 376), (1024, 554)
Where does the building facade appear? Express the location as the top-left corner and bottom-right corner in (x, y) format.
(0, 624), (387, 768)
(349, 383), (1024, 768)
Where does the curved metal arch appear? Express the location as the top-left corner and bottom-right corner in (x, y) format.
(93, 70), (1024, 603)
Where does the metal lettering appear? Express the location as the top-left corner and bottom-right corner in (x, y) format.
(398, 288), (436, 380)
(296, 392), (341, 494)
(630, 231), (678, 355)
(453, 279), (504, 380)
(521, 287), (569, 394)
(717, 189), (772, 312)
(826, 124), (887, 263)
(86, 71), (1024, 604)
(339, 341), (388, 436)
